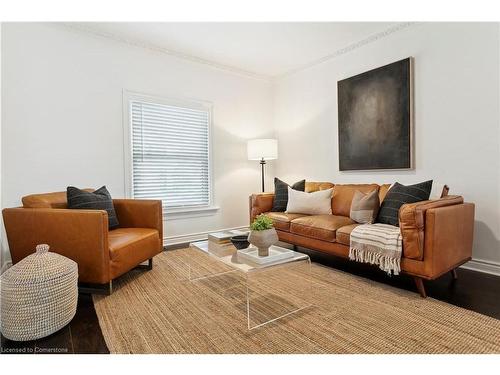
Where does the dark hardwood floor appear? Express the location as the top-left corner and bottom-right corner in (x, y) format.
(1, 293), (108, 354)
(2, 245), (499, 354)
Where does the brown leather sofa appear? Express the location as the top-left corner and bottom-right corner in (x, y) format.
(249, 182), (475, 298)
(3, 190), (163, 294)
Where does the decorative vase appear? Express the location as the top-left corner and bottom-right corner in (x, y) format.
(248, 228), (279, 257)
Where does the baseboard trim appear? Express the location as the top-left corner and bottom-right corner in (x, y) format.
(460, 258), (500, 277)
(164, 226), (249, 246)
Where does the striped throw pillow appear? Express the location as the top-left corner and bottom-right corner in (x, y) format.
(272, 178), (306, 212)
(67, 186), (119, 229)
(376, 180), (433, 226)
(350, 189), (380, 224)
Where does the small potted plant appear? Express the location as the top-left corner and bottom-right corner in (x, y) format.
(248, 214), (278, 257)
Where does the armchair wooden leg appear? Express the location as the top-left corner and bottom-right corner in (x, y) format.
(413, 277), (427, 298)
(451, 268), (458, 280)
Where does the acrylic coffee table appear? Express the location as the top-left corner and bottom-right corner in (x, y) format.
(188, 239), (312, 330)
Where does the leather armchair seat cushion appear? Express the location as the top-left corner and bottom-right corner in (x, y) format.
(109, 228), (161, 279)
(265, 212), (307, 232)
(290, 215), (355, 242)
(336, 223), (361, 246)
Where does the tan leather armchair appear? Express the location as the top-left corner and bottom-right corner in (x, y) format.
(2, 191), (163, 294)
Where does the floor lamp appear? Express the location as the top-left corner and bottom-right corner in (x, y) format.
(247, 139), (278, 192)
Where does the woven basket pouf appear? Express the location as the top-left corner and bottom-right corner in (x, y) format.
(0, 244), (78, 341)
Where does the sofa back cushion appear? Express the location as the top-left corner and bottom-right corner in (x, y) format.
(305, 182), (334, 193)
(22, 189), (94, 209)
(379, 184), (392, 203)
(331, 184), (380, 217)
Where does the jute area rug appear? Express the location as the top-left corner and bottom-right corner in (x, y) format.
(93, 248), (500, 354)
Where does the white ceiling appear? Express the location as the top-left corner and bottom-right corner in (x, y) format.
(73, 22), (398, 78)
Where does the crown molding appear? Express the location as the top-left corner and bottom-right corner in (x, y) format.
(274, 22), (418, 80)
(56, 23), (273, 82)
(55, 22), (417, 82)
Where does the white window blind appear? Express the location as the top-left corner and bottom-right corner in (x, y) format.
(130, 98), (211, 210)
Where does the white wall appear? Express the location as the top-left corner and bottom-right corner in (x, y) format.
(1, 23), (274, 260)
(3, 22), (500, 273)
(274, 22), (500, 269)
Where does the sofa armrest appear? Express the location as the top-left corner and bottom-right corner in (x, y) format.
(249, 193), (275, 224)
(113, 199), (163, 242)
(424, 202), (474, 277)
(399, 195), (464, 260)
(2, 208), (110, 284)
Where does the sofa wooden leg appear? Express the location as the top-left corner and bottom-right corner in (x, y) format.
(413, 277), (427, 298)
(451, 268), (458, 280)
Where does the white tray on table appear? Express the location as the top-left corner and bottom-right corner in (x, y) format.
(237, 245), (294, 265)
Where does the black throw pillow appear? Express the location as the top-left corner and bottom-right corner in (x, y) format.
(376, 180), (433, 226)
(272, 178), (306, 212)
(67, 186), (119, 229)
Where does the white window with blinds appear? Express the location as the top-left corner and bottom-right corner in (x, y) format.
(124, 92), (215, 216)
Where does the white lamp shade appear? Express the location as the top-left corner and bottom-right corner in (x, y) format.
(247, 139), (278, 161)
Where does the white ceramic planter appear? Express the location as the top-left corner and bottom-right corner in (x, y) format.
(248, 228), (279, 257)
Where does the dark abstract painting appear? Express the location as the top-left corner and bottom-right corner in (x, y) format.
(337, 58), (412, 171)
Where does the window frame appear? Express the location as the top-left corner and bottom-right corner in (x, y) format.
(122, 90), (218, 219)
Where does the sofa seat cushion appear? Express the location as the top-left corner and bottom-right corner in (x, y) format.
(108, 228), (161, 279)
(265, 212), (308, 232)
(336, 224), (361, 246)
(290, 215), (355, 242)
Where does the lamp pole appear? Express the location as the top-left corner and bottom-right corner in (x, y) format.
(260, 158), (266, 192)
(247, 139), (277, 193)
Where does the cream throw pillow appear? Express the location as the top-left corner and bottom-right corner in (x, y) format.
(286, 187), (333, 215)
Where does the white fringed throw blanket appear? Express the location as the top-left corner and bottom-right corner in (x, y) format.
(349, 223), (402, 275)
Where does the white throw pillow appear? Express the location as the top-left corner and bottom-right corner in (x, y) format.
(286, 187), (333, 215)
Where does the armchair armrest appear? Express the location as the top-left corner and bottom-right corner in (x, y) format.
(2, 208), (110, 284)
(399, 195), (464, 260)
(249, 193), (275, 224)
(113, 199), (163, 241)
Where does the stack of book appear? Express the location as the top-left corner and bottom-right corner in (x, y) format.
(207, 229), (249, 244)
